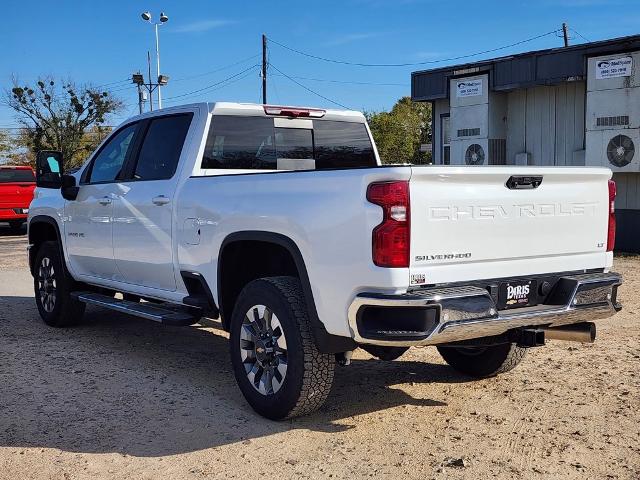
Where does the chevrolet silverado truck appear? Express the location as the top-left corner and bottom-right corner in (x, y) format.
(28, 102), (622, 419)
(0, 165), (35, 231)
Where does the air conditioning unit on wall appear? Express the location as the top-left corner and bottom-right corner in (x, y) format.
(452, 139), (488, 165)
(585, 51), (640, 171)
(586, 129), (639, 171)
(449, 74), (507, 165)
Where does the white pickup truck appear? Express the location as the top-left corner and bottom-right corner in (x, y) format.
(28, 102), (622, 419)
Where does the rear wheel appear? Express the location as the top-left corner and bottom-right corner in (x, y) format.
(362, 345), (409, 361)
(437, 343), (526, 378)
(229, 276), (335, 420)
(33, 241), (85, 327)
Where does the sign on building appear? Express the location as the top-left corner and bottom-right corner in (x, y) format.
(456, 79), (483, 97)
(595, 56), (633, 79)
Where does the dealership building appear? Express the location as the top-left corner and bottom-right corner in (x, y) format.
(411, 34), (640, 252)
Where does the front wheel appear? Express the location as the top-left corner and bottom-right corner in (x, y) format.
(229, 276), (335, 420)
(437, 343), (526, 378)
(33, 241), (85, 327)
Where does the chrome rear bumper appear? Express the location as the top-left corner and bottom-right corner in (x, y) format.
(347, 272), (622, 347)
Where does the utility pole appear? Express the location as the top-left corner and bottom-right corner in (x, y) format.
(136, 84), (144, 114)
(132, 52), (165, 114)
(262, 34), (267, 104)
(562, 22), (570, 47)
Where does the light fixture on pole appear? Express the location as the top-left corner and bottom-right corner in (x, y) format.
(140, 11), (169, 108)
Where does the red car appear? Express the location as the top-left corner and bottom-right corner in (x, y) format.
(0, 166), (36, 230)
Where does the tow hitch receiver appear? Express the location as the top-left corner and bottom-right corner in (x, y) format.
(514, 328), (546, 348)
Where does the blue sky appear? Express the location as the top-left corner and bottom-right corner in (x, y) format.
(1, 0), (639, 128)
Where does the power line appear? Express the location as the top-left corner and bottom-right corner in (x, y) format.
(269, 63), (351, 109)
(267, 30), (560, 67)
(270, 73), (408, 87)
(570, 27), (592, 43)
(163, 64), (260, 101)
(91, 78), (131, 89)
(171, 54), (261, 83)
(164, 65), (260, 103)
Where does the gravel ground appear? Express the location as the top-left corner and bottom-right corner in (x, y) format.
(0, 224), (638, 479)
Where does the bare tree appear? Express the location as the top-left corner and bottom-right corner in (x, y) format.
(4, 77), (123, 168)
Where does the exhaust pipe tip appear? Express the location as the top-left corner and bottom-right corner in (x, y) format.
(542, 322), (596, 343)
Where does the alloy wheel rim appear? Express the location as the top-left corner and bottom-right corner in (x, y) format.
(239, 304), (288, 395)
(37, 257), (57, 313)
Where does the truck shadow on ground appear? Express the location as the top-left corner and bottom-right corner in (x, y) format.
(0, 223), (26, 237)
(0, 295), (468, 457)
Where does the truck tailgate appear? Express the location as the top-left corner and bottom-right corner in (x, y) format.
(408, 166), (613, 285)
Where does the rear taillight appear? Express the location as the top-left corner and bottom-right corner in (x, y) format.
(607, 179), (616, 252)
(367, 181), (410, 268)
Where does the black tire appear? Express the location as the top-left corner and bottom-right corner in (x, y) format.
(9, 220), (24, 231)
(362, 345), (409, 361)
(229, 276), (335, 420)
(437, 343), (526, 378)
(33, 241), (85, 327)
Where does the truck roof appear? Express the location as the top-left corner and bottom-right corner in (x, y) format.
(209, 102), (366, 122)
(122, 102), (367, 124)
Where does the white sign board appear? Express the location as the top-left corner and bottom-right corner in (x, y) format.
(595, 56), (633, 79)
(456, 79), (483, 98)
(420, 143), (433, 153)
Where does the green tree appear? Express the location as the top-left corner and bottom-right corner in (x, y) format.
(0, 130), (11, 159)
(4, 78), (122, 169)
(366, 97), (432, 164)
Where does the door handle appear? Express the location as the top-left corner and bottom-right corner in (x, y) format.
(152, 195), (171, 206)
(98, 196), (112, 206)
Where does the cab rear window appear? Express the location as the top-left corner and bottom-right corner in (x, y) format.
(201, 116), (376, 170)
(0, 169), (35, 183)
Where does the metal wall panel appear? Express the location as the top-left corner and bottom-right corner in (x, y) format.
(494, 57), (536, 89)
(506, 90), (527, 164)
(614, 172), (640, 210)
(554, 82), (586, 166)
(411, 70), (449, 101)
(524, 87), (554, 166)
(506, 83), (585, 166)
(536, 50), (585, 84)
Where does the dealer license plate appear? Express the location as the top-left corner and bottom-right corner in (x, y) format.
(498, 279), (537, 310)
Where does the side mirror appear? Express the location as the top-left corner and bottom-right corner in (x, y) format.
(61, 174), (79, 201)
(35, 150), (64, 188)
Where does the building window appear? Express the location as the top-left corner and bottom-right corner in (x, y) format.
(441, 114), (450, 165)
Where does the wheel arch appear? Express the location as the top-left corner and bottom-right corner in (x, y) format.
(28, 215), (64, 275)
(217, 231), (356, 354)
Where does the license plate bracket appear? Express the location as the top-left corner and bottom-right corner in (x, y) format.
(498, 279), (537, 310)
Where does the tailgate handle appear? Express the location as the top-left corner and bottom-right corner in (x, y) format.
(506, 176), (543, 190)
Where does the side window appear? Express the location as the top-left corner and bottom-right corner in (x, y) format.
(133, 114), (193, 181)
(202, 116), (275, 169)
(87, 124), (137, 183)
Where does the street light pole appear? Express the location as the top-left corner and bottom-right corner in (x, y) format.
(154, 23), (162, 108)
(141, 11), (169, 109)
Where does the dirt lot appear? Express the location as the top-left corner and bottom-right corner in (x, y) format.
(0, 224), (638, 480)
